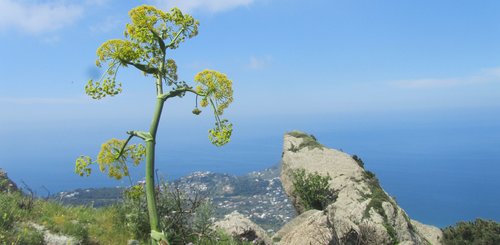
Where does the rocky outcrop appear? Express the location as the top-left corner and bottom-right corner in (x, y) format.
(280, 131), (443, 245)
(0, 168), (18, 193)
(273, 210), (334, 245)
(214, 211), (273, 244)
(411, 220), (443, 245)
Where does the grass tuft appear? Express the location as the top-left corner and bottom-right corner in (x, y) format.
(287, 131), (324, 151)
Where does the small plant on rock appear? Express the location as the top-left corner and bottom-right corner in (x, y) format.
(291, 168), (336, 211)
(352, 154), (364, 168)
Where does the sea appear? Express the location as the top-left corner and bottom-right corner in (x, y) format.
(1, 108), (499, 228)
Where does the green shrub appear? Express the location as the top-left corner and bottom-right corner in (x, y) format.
(0, 192), (33, 227)
(362, 170), (392, 219)
(0, 195), (16, 231)
(363, 183), (390, 220)
(364, 170), (375, 179)
(0, 190), (134, 244)
(121, 182), (229, 244)
(16, 224), (45, 245)
(62, 221), (89, 243)
(0, 179), (256, 244)
(33, 200), (96, 244)
(291, 168), (336, 211)
(442, 219), (500, 245)
(352, 155), (364, 168)
(0, 192), (45, 244)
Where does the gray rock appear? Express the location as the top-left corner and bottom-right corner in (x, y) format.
(127, 240), (140, 245)
(214, 211), (273, 245)
(280, 131), (442, 245)
(278, 210), (334, 245)
(411, 220), (444, 245)
(272, 209), (319, 242)
(31, 223), (80, 245)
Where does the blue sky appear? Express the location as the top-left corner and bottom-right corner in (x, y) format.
(1, 0), (500, 119)
(0, 0), (500, 222)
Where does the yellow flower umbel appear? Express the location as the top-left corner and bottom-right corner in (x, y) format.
(75, 138), (145, 180)
(195, 70), (234, 146)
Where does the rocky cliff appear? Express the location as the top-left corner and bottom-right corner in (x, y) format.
(276, 131), (442, 245)
(0, 168), (18, 193)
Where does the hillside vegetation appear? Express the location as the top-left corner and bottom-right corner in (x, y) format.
(0, 189), (141, 244)
(442, 219), (500, 245)
(2, 172), (500, 244)
(0, 186), (251, 245)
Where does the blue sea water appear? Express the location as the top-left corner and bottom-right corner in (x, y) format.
(318, 125), (500, 228)
(1, 108), (499, 228)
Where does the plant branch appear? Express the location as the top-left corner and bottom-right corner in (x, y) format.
(127, 130), (153, 142)
(166, 27), (185, 48)
(124, 61), (159, 74)
(115, 133), (135, 160)
(209, 97), (222, 125)
(159, 87), (205, 101)
(96, 60), (119, 82)
(149, 27), (166, 53)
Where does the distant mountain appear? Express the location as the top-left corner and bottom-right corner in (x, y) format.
(54, 187), (124, 207)
(53, 165), (297, 232)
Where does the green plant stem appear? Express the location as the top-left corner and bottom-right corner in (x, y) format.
(145, 140), (159, 237)
(145, 94), (166, 243)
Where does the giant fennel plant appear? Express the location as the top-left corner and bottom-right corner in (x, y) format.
(75, 5), (233, 244)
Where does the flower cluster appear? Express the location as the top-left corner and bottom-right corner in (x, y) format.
(194, 70), (233, 115)
(75, 138), (146, 180)
(86, 5), (200, 100)
(208, 119), (233, 147)
(194, 70), (234, 146)
(126, 6), (199, 50)
(84, 78), (122, 100)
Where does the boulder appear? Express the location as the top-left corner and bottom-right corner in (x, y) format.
(411, 220), (443, 245)
(214, 211), (272, 245)
(277, 210), (334, 245)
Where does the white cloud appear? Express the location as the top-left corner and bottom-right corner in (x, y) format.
(84, 0), (110, 6)
(0, 0), (84, 34)
(89, 16), (122, 33)
(392, 67), (500, 89)
(41, 35), (61, 44)
(247, 55), (272, 70)
(151, 0), (255, 13)
(0, 97), (88, 105)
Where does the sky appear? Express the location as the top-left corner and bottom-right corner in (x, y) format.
(0, 0), (499, 226)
